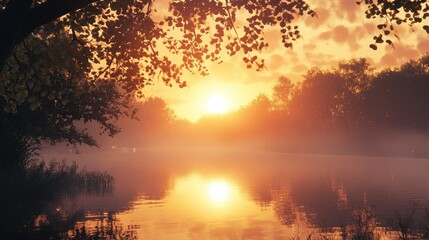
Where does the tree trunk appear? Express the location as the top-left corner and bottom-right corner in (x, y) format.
(0, 0), (33, 73)
(0, 0), (98, 73)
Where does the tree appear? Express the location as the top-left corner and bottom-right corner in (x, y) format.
(286, 59), (374, 130)
(103, 97), (176, 147)
(0, 28), (131, 168)
(272, 76), (295, 111)
(363, 55), (429, 130)
(0, 0), (427, 165)
(137, 97), (175, 128)
(245, 93), (273, 114)
(240, 93), (273, 133)
(288, 69), (347, 129)
(334, 58), (374, 127)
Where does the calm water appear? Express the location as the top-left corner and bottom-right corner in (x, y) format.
(31, 150), (429, 238)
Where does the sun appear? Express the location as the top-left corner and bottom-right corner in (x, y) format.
(206, 95), (228, 114)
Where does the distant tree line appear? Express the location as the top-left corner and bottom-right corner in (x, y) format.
(88, 54), (429, 157)
(285, 55), (429, 133)
(7, 55), (429, 159)
(191, 54), (429, 156)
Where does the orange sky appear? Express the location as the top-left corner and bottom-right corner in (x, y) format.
(146, 0), (429, 122)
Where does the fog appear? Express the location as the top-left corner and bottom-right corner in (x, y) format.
(44, 56), (428, 159)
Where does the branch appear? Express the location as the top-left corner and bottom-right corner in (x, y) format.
(17, 0), (99, 43)
(94, 53), (115, 81)
(0, 0), (33, 72)
(70, 17), (87, 46)
(225, 0), (241, 45)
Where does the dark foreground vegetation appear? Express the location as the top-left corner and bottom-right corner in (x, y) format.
(11, 202), (429, 240)
(0, 160), (113, 240)
(285, 204), (429, 240)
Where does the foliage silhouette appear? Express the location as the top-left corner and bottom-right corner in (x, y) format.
(0, 28), (132, 167)
(0, 0), (427, 73)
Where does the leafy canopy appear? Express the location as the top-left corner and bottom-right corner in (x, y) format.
(1, 0), (428, 100)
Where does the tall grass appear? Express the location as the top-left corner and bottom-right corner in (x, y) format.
(24, 160), (114, 196)
(0, 160), (113, 199)
(0, 160), (114, 239)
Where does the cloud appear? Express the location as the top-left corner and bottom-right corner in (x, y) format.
(332, 25), (349, 44)
(304, 7), (331, 29)
(417, 38), (429, 53)
(264, 29), (283, 53)
(362, 23), (377, 34)
(303, 43), (317, 51)
(317, 25), (359, 50)
(206, 55), (247, 82)
(318, 25), (349, 44)
(243, 71), (282, 84)
(392, 44), (420, 60)
(380, 53), (398, 67)
(303, 51), (337, 68)
(268, 54), (285, 71)
(319, 30), (332, 40)
(354, 23), (376, 39)
(335, 0), (361, 21)
(380, 43), (420, 67)
(317, 25), (366, 51)
(292, 63), (308, 73)
(164, 96), (189, 105)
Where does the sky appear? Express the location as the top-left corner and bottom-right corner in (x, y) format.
(145, 0), (429, 122)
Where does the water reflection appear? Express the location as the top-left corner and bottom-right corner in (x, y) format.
(0, 161), (113, 239)
(114, 173), (306, 239)
(36, 151), (429, 239)
(72, 211), (138, 239)
(208, 180), (230, 203)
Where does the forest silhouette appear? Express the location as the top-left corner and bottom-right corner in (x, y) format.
(105, 54), (429, 158)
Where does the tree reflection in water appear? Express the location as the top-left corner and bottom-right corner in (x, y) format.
(0, 160), (138, 240)
(72, 212), (138, 240)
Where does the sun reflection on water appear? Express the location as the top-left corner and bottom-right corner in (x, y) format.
(208, 180), (230, 204)
(77, 173), (315, 239)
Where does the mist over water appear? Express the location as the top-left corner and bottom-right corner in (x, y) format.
(34, 148), (429, 239)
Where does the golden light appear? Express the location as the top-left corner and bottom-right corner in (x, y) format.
(208, 180), (230, 203)
(206, 95), (228, 114)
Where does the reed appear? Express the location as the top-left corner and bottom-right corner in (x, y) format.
(0, 160), (114, 239)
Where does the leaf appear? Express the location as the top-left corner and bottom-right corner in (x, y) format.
(29, 101), (41, 111)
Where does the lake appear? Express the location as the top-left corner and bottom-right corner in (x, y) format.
(22, 149), (429, 239)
